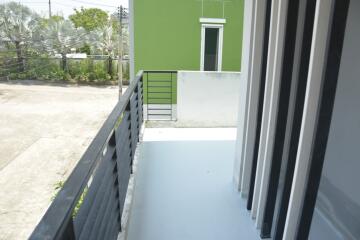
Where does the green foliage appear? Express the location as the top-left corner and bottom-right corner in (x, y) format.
(79, 43), (91, 55)
(51, 180), (88, 218)
(0, 2), (39, 44)
(0, 3), (128, 85)
(4, 57), (125, 85)
(35, 18), (86, 57)
(73, 187), (88, 218)
(51, 181), (64, 201)
(39, 15), (64, 26)
(69, 8), (108, 32)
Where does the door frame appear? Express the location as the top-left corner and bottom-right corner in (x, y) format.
(200, 24), (224, 71)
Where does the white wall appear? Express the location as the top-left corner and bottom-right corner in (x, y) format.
(308, 1), (360, 238)
(177, 71), (241, 127)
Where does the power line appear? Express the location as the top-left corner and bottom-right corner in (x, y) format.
(52, 2), (77, 8)
(67, 0), (117, 8)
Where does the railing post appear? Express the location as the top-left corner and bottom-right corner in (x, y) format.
(170, 72), (173, 121)
(146, 72), (149, 120)
(138, 77), (144, 125)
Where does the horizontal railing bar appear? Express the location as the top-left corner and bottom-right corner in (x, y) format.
(147, 86), (171, 88)
(147, 92), (171, 94)
(148, 103), (172, 105)
(147, 113), (172, 116)
(78, 163), (115, 240)
(30, 71), (143, 240)
(102, 202), (117, 239)
(143, 70), (177, 73)
(75, 155), (114, 237)
(91, 180), (118, 240)
(147, 101), (171, 103)
(147, 117), (171, 119)
(147, 97), (172, 100)
(73, 146), (116, 235)
(146, 80), (172, 83)
(148, 108), (172, 111)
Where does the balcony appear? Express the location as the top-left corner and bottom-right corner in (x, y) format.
(30, 70), (259, 240)
(126, 128), (259, 240)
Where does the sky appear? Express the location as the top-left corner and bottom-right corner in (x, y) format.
(0, 0), (128, 18)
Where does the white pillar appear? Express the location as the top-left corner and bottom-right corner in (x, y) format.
(283, 0), (334, 238)
(233, 0), (255, 192)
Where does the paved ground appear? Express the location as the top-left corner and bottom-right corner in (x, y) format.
(0, 81), (119, 240)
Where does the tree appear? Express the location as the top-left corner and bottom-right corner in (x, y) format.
(69, 8), (108, 32)
(0, 2), (39, 71)
(89, 18), (119, 77)
(36, 18), (87, 71)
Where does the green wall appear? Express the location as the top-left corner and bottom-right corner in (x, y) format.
(134, 0), (244, 74)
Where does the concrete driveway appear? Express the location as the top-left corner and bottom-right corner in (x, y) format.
(0, 81), (119, 239)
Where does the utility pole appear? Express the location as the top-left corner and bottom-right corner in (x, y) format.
(48, 0), (52, 18)
(117, 6), (123, 99)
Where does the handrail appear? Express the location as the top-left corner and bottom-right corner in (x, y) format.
(30, 71), (144, 240)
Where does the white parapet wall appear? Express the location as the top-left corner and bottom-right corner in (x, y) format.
(177, 71), (241, 127)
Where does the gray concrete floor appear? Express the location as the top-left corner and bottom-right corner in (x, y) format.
(0, 82), (119, 240)
(126, 128), (260, 240)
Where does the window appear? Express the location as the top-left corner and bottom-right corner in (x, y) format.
(200, 24), (223, 71)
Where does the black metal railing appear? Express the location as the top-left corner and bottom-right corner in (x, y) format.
(144, 70), (177, 120)
(30, 71), (144, 240)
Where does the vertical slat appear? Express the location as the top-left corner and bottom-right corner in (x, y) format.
(146, 72), (149, 120)
(296, 0), (349, 238)
(260, 0), (301, 237)
(137, 80), (144, 124)
(273, 0), (317, 239)
(170, 72), (173, 120)
(247, 0), (272, 211)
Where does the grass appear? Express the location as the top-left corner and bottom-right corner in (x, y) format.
(52, 180), (89, 218)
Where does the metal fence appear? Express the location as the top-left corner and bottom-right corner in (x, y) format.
(144, 70), (177, 120)
(0, 56), (130, 82)
(29, 71), (143, 240)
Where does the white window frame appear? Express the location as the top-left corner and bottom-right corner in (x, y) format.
(199, 18), (226, 24)
(200, 24), (224, 71)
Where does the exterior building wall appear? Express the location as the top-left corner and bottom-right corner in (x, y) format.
(177, 71), (241, 127)
(133, 0), (244, 75)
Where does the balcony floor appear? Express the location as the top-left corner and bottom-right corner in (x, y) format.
(126, 128), (259, 240)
